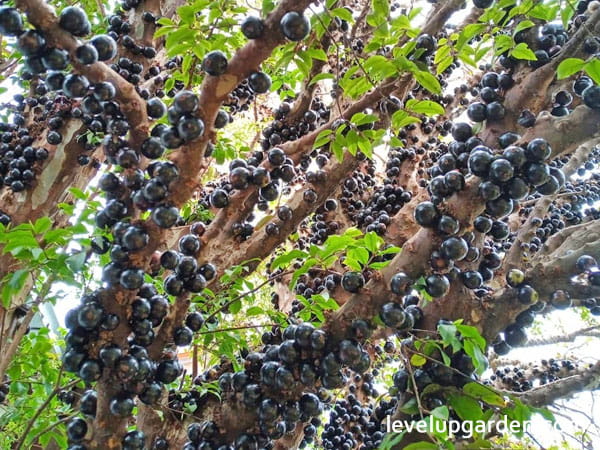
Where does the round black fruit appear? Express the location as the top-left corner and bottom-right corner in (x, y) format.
(248, 71), (272, 94)
(280, 11), (310, 41)
(414, 201), (439, 227)
(202, 50), (228, 76)
(582, 85), (600, 110)
(59, 6), (91, 36)
(241, 16), (264, 39)
(341, 271), (365, 293)
(0, 7), (23, 36)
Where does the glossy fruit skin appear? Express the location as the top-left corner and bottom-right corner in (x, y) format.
(110, 395), (135, 417)
(80, 390), (98, 417)
(473, 0), (493, 8)
(415, 33), (436, 56)
(390, 272), (412, 295)
(67, 418), (88, 442)
(280, 11), (311, 41)
(493, 339), (510, 355)
(63, 74), (90, 98)
(341, 271), (365, 293)
(248, 71), (272, 94)
(91, 34), (118, 61)
(177, 116), (205, 142)
(241, 16), (264, 39)
(517, 285), (538, 304)
(440, 237), (468, 261)
(414, 201), (439, 227)
(504, 324), (527, 347)
(79, 359), (102, 382)
(17, 30), (45, 56)
(451, 122), (472, 142)
(582, 85), (600, 109)
(173, 90), (199, 115)
(202, 50), (228, 76)
(0, 7), (23, 36)
(468, 149), (493, 177)
(76, 44), (99, 64)
(550, 289), (572, 309)
(378, 303), (404, 330)
(425, 274), (450, 297)
(147, 98), (167, 119)
(123, 430), (146, 450)
(467, 102), (487, 122)
(59, 6), (91, 36)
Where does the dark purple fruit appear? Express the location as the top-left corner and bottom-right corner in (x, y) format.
(425, 274), (450, 297)
(248, 71), (272, 94)
(241, 16), (264, 39)
(59, 6), (91, 36)
(202, 50), (228, 76)
(91, 34), (117, 61)
(341, 271), (365, 293)
(414, 201), (439, 227)
(280, 11), (310, 41)
(582, 85), (600, 110)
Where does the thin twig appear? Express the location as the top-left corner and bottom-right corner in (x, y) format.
(15, 369), (78, 450)
(202, 270), (293, 326)
(0, 275), (56, 382)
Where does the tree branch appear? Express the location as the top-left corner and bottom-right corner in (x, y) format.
(523, 326), (600, 347)
(517, 362), (600, 408)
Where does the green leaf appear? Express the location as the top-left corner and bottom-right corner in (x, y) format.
(430, 405), (449, 421)
(246, 306), (263, 316)
(404, 442), (438, 450)
(3, 231), (40, 255)
(378, 432), (406, 450)
(398, 397), (418, 415)
(347, 247), (369, 267)
(229, 299), (242, 314)
(410, 354), (427, 366)
(438, 323), (461, 353)
(313, 129), (333, 149)
(556, 57), (585, 79)
(66, 251), (87, 273)
(364, 232), (381, 253)
(305, 48), (328, 61)
(510, 42), (537, 60)
(309, 72), (335, 85)
(33, 217), (52, 235)
(373, 0), (390, 18)
(585, 58), (600, 85)
(331, 7), (353, 22)
(463, 382), (506, 407)
(391, 110), (421, 129)
(456, 324), (486, 350)
(440, 350), (451, 366)
(270, 249), (308, 270)
(405, 99), (445, 116)
(68, 187), (87, 201)
(449, 394), (483, 421)
(436, 54), (454, 75)
(350, 112), (378, 127)
(513, 19), (535, 35)
(463, 339), (488, 375)
(561, 6), (575, 29)
(494, 34), (514, 56)
(413, 70), (441, 94)
(157, 17), (174, 26)
(2, 269), (29, 308)
(177, 5), (196, 24)
(262, 0), (276, 14)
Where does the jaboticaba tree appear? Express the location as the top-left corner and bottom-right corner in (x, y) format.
(0, 0), (600, 449)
